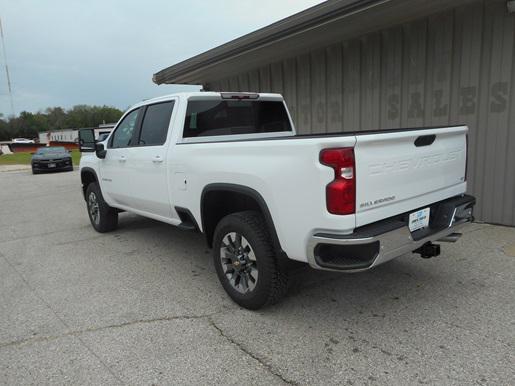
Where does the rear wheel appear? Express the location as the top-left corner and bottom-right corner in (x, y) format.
(86, 182), (118, 233)
(212, 211), (289, 309)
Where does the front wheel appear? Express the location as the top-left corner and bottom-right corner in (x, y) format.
(212, 211), (289, 310)
(85, 182), (118, 233)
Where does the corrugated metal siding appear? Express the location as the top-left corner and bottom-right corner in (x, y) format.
(207, 0), (515, 226)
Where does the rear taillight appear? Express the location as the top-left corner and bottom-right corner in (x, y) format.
(320, 147), (356, 215)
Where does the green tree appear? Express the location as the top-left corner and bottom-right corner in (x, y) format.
(0, 118), (9, 141)
(1, 105), (124, 140)
(45, 107), (67, 130)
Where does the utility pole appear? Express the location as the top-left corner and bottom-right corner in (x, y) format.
(0, 16), (15, 117)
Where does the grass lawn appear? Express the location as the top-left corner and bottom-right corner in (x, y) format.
(0, 150), (81, 165)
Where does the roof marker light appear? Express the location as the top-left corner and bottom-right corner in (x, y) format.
(221, 92), (259, 100)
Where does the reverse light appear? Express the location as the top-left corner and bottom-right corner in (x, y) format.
(320, 147), (356, 215)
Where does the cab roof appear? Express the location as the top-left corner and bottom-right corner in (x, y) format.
(130, 92), (284, 109)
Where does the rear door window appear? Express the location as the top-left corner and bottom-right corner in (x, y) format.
(138, 101), (175, 146)
(183, 100), (292, 138)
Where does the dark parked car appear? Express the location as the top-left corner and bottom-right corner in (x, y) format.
(31, 146), (73, 174)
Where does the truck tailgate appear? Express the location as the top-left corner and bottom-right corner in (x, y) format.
(354, 126), (468, 227)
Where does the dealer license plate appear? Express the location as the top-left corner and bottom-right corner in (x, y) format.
(48, 163), (56, 168)
(409, 207), (430, 232)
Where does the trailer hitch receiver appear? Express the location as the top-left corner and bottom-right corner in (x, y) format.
(413, 242), (441, 259)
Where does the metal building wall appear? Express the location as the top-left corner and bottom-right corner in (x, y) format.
(207, 0), (515, 226)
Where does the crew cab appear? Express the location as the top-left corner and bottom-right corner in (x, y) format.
(79, 92), (475, 309)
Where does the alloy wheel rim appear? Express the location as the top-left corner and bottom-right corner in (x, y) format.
(88, 192), (100, 225)
(220, 232), (258, 294)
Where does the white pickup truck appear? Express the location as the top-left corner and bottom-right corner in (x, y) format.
(79, 92), (475, 309)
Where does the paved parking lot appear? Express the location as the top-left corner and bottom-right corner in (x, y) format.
(0, 169), (514, 385)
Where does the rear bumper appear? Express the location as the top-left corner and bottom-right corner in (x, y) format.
(307, 194), (475, 271)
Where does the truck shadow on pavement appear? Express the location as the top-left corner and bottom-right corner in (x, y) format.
(113, 213), (464, 316)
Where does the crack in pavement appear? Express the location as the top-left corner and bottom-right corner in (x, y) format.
(0, 312), (222, 350)
(207, 317), (298, 386)
(53, 234), (107, 246)
(0, 189), (80, 205)
(1, 309), (298, 385)
(0, 252), (125, 385)
(0, 225), (92, 244)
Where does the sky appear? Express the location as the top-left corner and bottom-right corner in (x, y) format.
(0, 0), (324, 116)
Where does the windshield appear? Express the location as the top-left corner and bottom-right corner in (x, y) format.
(36, 147), (67, 154)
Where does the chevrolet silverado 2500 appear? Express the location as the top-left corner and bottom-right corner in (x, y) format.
(78, 92), (475, 309)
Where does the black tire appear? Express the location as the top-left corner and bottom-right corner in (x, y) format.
(32, 168), (39, 175)
(212, 211), (289, 310)
(85, 182), (118, 233)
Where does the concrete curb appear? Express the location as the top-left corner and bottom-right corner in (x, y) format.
(0, 165), (31, 173)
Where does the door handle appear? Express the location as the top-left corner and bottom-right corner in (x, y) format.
(152, 156), (164, 163)
(414, 134), (436, 147)
(118, 156), (127, 162)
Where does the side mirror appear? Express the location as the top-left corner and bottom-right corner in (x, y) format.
(79, 128), (107, 159)
(95, 143), (107, 159)
(78, 129), (96, 152)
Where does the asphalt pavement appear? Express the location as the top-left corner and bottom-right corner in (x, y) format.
(0, 169), (514, 385)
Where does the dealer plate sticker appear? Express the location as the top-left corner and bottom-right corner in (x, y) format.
(409, 207), (430, 232)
